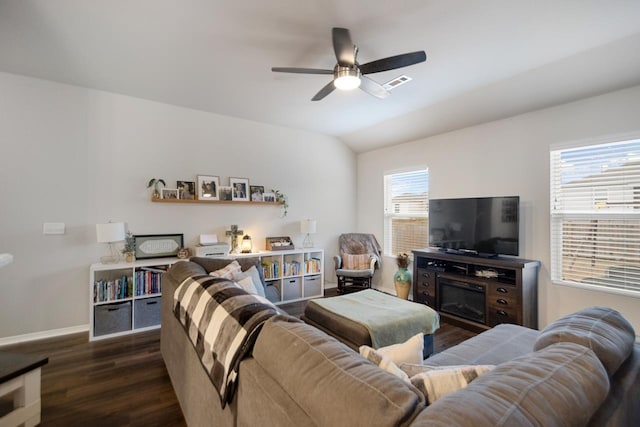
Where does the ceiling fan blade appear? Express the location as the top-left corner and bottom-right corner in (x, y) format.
(272, 67), (333, 75)
(332, 27), (356, 66)
(311, 80), (336, 101)
(360, 51), (427, 74)
(359, 76), (389, 99)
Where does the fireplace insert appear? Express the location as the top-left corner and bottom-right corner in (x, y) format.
(438, 277), (486, 324)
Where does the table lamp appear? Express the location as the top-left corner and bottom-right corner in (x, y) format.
(96, 222), (125, 263)
(300, 219), (317, 248)
(241, 235), (252, 253)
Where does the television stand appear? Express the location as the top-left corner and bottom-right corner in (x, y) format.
(412, 248), (540, 331)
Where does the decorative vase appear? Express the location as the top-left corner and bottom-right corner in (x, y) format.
(125, 252), (135, 263)
(394, 267), (412, 299)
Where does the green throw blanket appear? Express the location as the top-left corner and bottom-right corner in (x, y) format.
(311, 289), (440, 347)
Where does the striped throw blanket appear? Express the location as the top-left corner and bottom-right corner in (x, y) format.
(173, 275), (280, 407)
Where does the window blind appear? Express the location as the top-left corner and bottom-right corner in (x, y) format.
(384, 169), (429, 257)
(550, 139), (640, 294)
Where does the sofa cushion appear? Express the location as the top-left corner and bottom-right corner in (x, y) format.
(426, 323), (538, 366)
(191, 256), (266, 285)
(253, 315), (425, 427)
(167, 260), (207, 285)
(533, 306), (636, 376)
(414, 342), (610, 427)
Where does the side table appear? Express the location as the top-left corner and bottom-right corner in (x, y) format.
(0, 352), (48, 427)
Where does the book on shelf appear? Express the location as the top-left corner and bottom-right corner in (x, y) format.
(94, 275), (131, 303)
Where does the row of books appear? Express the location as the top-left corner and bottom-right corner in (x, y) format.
(282, 260), (301, 277)
(135, 268), (163, 296)
(262, 261), (280, 279)
(305, 257), (322, 274)
(94, 276), (132, 303)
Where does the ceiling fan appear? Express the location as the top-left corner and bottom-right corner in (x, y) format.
(272, 27), (427, 101)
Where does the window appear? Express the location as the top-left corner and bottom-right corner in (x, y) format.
(550, 138), (640, 295)
(384, 169), (429, 256)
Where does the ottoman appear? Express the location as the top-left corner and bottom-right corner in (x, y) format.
(301, 289), (440, 359)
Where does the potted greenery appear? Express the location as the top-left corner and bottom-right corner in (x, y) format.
(394, 253), (412, 299)
(272, 189), (289, 217)
(122, 231), (136, 263)
(147, 178), (166, 199)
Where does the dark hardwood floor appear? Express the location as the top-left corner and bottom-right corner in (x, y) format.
(1, 291), (475, 426)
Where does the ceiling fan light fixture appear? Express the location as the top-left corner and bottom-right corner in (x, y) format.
(334, 67), (361, 90)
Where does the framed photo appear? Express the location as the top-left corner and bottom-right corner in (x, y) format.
(161, 188), (179, 199)
(230, 177), (249, 201)
(263, 192), (276, 203)
(250, 185), (265, 202)
(218, 186), (233, 201)
(134, 234), (184, 259)
(177, 180), (195, 200)
(197, 175), (219, 200)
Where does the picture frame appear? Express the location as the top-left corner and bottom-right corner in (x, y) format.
(250, 185), (265, 202)
(177, 180), (195, 200)
(161, 188), (179, 199)
(134, 234), (184, 259)
(263, 192), (276, 203)
(230, 177), (250, 201)
(218, 186), (233, 201)
(197, 175), (219, 200)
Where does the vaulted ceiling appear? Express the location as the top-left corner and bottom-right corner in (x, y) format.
(2, 0), (640, 152)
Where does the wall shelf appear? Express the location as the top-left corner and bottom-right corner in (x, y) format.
(151, 197), (281, 206)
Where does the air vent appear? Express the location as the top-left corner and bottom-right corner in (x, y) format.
(382, 75), (412, 91)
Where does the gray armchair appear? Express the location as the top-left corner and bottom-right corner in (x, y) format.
(334, 233), (382, 294)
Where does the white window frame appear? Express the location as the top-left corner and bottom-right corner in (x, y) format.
(383, 168), (429, 257)
(550, 133), (640, 298)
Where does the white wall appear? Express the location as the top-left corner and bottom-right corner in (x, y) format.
(0, 71), (356, 341)
(357, 84), (640, 331)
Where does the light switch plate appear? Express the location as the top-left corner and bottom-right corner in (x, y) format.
(43, 222), (65, 235)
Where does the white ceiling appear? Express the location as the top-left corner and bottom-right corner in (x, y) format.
(1, 0), (640, 152)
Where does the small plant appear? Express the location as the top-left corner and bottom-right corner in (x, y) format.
(147, 178), (166, 198)
(122, 231), (136, 254)
(396, 253), (410, 269)
(272, 189), (289, 217)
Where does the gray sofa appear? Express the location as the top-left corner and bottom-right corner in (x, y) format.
(161, 258), (640, 426)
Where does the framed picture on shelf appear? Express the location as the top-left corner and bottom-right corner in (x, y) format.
(197, 175), (219, 200)
(177, 180), (195, 200)
(161, 188), (179, 199)
(250, 185), (265, 202)
(263, 192), (276, 203)
(134, 234), (184, 259)
(230, 177), (250, 201)
(219, 186), (233, 201)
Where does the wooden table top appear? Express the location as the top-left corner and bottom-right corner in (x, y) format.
(0, 352), (48, 383)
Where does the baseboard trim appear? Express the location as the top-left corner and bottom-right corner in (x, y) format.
(0, 324), (89, 347)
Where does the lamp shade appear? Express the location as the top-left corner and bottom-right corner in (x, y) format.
(96, 222), (125, 243)
(300, 219), (317, 234)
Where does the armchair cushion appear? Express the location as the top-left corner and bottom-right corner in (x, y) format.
(336, 269), (375, 278)
(342, 253), (372, 270)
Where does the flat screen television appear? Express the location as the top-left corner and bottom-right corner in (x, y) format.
(428, 196), (520, 257)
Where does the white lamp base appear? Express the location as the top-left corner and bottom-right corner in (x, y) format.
(100, 243), (121, 264)
(303, 234), (314, 248)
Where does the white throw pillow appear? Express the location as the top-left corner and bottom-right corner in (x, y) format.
(231, 266), (265, 298)
(359, 345), (409, 382)
(235, 276), (259, 295)
(377, 333), (424, 365)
